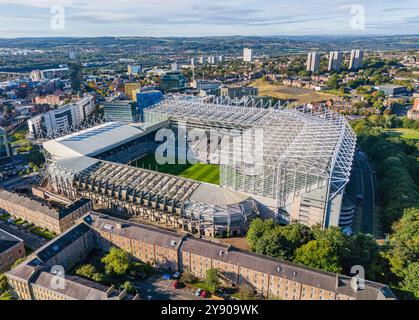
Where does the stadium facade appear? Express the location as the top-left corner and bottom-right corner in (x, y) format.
(43, 95), (356, 237)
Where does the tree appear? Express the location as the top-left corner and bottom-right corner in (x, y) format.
(401, 262), (419, 299)
(180, 270), (197, 284)
(122, 281), (136, 294)
(238, 284), (255, 299)
(326, 74), (339, 89)
(386, 208), (419, 282)
(0, 273), (8, 293)
(344, 233), (386, 281)
(101, 247), (130, 277)
(75, 264), (105, 283)
(294, 239), (342, 273)
(246, 218), (276, 251)
(205, 268), (220, 293)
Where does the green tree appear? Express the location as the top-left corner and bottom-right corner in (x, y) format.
(294, 239), (342, 273)
(75, 264), (105, 283)
(0, 273), (8, 293)
(401, 262), (419, 299)
(122, 281), (136, 294)
(101, 247), (130, 277)
(205, 268), (220, 293)
(386, 208), (419, 283)
(246, 218), (276, 251)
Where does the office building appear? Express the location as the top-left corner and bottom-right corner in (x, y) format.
(0, 127), (12, 159)
(171, 63), (178, 72)
(103, 101), (139, 123)
(68, 62), (82, 92)
(135, 90), (164, 121)
(124, 82), (142, 100)
(375, 84), (408, 97)
(218, 55), (225, 63)
(328, 51), (342, 72)
(27, 95), (95, 139)
(127, 65), (142, 75)
(190, 79), (223, 91)
(243, 48), (253, 62)
(7, 213), (397, 300)
(0, 189), (93, 234)
(0, 228), (25, 273)
(160, 72), (186, 92)
(190, 57), (198, 66)
(306, 52), (320, 72)
(349, 50), (364, 70)
(219, 85), (259, 99)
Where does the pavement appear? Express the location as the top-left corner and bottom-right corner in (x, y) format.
(0, 219), (47, 250)
(133, 274), (207, 300)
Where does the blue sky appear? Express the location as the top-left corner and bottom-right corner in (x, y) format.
(0, 0), (418, 37)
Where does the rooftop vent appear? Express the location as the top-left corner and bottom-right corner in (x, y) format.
(104, 224), (113, 230)
(219, 250), (224, 257)
(170, 240), (177, 247)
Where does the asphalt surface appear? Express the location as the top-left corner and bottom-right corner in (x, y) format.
(0, 219), (47, 250)
(357, 155), (376, 235)
(134, 275), (206, 300)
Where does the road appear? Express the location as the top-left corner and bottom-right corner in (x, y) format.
(0, 220), (47, 250)
(357, 154), (376, 235)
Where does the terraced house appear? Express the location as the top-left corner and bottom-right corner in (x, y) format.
(0, 189), (93, 234)
(6, 212), (396, 300)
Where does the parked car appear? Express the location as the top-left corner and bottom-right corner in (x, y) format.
(200, 290), (207, 298)
(146, 296), (152, 300)
(172, 280), (180, 289)
(172, 272), (180, 279)
(195, 288), (202, 296)
(163, 274), (171, 280)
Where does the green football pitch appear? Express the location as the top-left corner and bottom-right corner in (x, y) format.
(132, 154), (220, 185)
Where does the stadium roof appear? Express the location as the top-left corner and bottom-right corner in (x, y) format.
(43, 121), (167, 160)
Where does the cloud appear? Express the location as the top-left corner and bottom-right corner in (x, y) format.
(0, 0), (418, 37)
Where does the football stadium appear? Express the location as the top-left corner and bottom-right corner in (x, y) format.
(43, 95), (356, 238)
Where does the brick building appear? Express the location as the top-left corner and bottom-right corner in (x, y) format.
(6, 213), (396, 300)
(0, 228), (26, 272)
(0, 189), (93, 234)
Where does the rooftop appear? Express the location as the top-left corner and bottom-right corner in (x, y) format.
(0, 228), (22, 253)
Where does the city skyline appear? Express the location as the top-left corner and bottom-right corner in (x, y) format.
(0, 0), (418, 38)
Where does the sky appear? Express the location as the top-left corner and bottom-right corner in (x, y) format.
(0, 0), (418, 38)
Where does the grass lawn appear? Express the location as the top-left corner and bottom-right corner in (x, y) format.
(386, 128), (419, 141)
(133, 154), (220, 185)
(30, 226), (56, 240)
(250, 79), (339, 104)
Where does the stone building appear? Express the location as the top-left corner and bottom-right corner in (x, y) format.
(6, 212), (396, 300)
(0, 189), (92, 234)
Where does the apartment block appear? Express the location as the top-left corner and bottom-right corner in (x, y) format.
(6, 213), (396, 300)
(28, 95), (94, 138)
(306, 52), (320, 72)
(328, 51), (342, 71)
(0, 189), (93, 234)
(0, 228), (26, 272)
